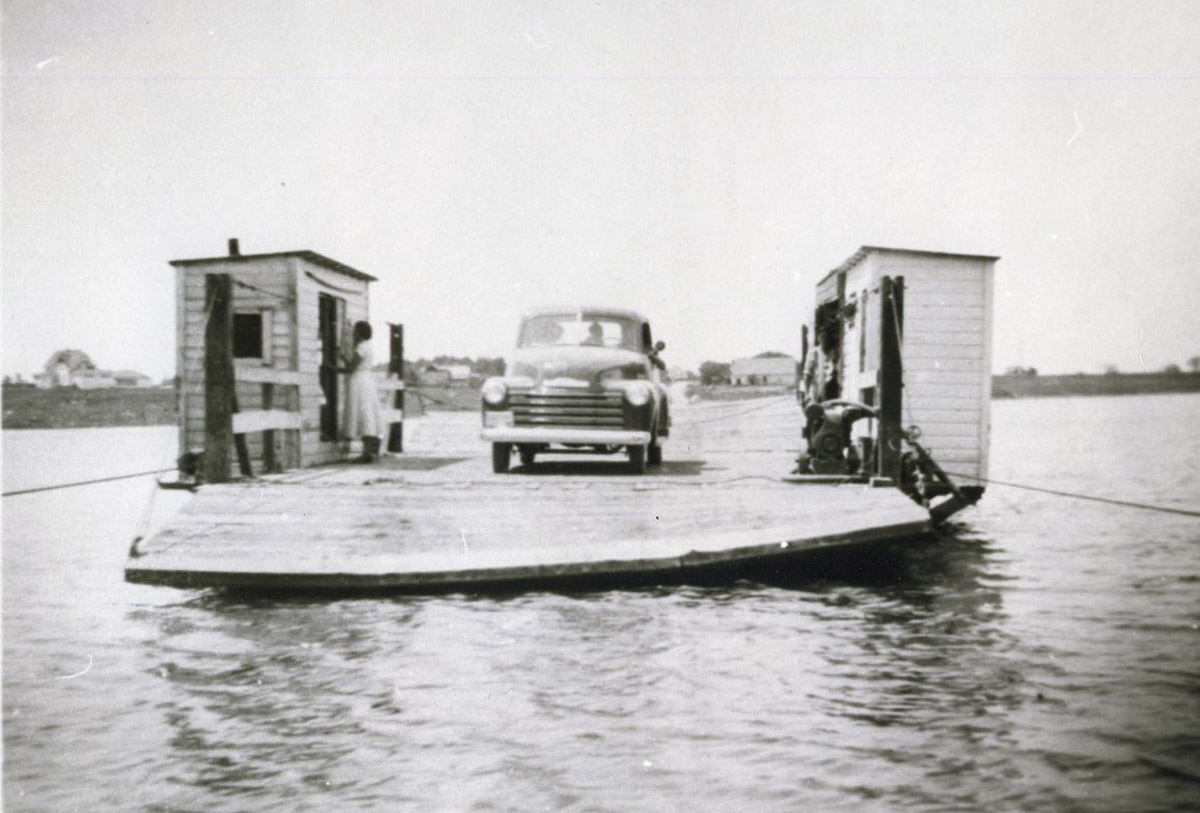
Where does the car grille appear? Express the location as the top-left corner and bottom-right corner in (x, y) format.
(510, 390), (625, 428)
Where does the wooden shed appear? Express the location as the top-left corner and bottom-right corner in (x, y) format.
(811, 246), (997, 484)
(171, 239), (402, 477)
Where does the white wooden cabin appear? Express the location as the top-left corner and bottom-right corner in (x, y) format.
(171, 240), (385, 471)
(814, 246), (997, 483)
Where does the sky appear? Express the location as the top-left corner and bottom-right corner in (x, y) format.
(3, 0), (1198, 380)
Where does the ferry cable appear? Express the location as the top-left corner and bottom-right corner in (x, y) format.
(880, 294), (1200, 518)
(129, 433), (182, 558)
(950, 472), (1200, 519)
(2, 468), (178, 498)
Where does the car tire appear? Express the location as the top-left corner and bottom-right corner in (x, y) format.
(492, 443), (512, 473)
(647, 440), (662, 467)
(518, 446), (537, 467)
(628, 444), (647, 474)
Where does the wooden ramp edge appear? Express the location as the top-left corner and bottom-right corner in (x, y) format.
(124, 507), (931, 593)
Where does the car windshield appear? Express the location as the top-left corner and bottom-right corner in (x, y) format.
(519, 314), (641, 351)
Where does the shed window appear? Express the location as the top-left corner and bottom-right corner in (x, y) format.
(233, 311), (273, 361)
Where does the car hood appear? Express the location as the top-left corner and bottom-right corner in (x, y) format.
(509, 346), (649, 385)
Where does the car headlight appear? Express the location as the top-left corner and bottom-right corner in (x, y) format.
(624, 382), (651, 407)
(481, 379), (507, 406)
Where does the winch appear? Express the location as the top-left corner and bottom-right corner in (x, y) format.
(796, 400), (875, 475)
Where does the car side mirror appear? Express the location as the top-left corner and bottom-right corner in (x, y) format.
(654, 341), (666, 353)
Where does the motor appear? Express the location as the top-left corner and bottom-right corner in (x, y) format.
(796, 400), (876, 475)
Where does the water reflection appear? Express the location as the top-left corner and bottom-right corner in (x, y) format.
(138, 595), (427, 805)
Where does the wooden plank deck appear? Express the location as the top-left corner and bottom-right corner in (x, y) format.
(126, 395), (932, 592)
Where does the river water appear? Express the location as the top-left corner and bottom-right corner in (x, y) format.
(3, 394), (1198, 811)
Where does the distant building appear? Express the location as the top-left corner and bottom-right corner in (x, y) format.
(33, 349), (150, 389)
(416, 366), (453, 387)
(730, 356), (797, 387)
(443, 364), (474, 385)
(111, 370), (155, 388)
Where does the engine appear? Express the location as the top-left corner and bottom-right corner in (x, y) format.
(797, 401), (875, 475)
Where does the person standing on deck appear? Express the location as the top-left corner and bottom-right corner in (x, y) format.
(801, 324), (839, 407)
(342, 321), (384, 463)
(797, 322), (841, 473)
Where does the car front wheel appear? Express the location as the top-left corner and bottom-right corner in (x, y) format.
(647, 438), (662, 466)
(492, 443), (512, 473)
(627, 444), (647, 474)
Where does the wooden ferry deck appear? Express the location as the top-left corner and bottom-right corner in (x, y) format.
(126, 395), (933, 592)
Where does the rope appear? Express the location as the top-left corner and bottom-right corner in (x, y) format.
(231, 277), (291, 303)
(128, 432), (181, 557)
(952, 472), (1200, 518)
(3, 468), (177, 498)
(304, 270), (359, 295)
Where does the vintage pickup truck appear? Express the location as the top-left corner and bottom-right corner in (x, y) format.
(480, 307), (670, 474)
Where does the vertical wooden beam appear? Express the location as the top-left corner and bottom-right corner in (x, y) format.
(877, 275), (905, 482)
(799, 323), (808, 392)
(231, 393), (253, 478)
(262, 382), (276, 472)
(286, 260), (301, 469)
(174, 264), (188, 469)
(834, 271), (846, 398)
(204, 273), (234, 483)
(387, 323), (405, 453)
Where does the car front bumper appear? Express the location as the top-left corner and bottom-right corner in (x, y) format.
(481, 427), (652, 446)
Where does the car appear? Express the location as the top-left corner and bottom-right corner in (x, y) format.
(480, 307), (670, 474)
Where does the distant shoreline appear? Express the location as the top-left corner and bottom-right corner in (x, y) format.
(4, 373), (1199, 429)
(990, 371), (1200, 399)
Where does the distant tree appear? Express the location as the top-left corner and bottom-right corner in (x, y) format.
(1189, 356), (1200, 372)
(1164, 363), (1182, 375)
(3, 375), (11, 385)
(471, 357), (506, 377)
(698, 361), (731, 386)
(1005, 365), (1038, 376)
(753, 351), (790, 359)
(1103, 364), (1120, 375)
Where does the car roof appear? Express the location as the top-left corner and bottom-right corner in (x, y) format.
(520, 306), (648, 322)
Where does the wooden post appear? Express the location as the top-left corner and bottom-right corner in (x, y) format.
(877, 275), (905, 482)
(204, 274), (234, 483)
(286, 261), (301, 469)
(231, 393), (253, 477)
(262, 382), (276, 472)
(799, 323), (808, 390)
(387, 322), (405, 453)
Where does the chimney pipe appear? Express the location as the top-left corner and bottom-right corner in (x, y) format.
(228, 238), (240, 257)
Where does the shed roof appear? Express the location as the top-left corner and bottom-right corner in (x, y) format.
(818, 245), (999, 287)
(169, 250), (377, 282)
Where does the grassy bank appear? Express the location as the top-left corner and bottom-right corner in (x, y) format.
(2, 385), (178, 429)
(1, 383), (478, 430)
(684, 384), (792, 402)
(992, 372), (1200, 398)
(403, 385), (479, 414)
(7, 374), (1198, 430)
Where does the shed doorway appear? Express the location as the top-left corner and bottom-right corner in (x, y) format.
(319, 292), (344, 441)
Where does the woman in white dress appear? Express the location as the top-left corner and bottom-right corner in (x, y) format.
(342, 321), (384, 463)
